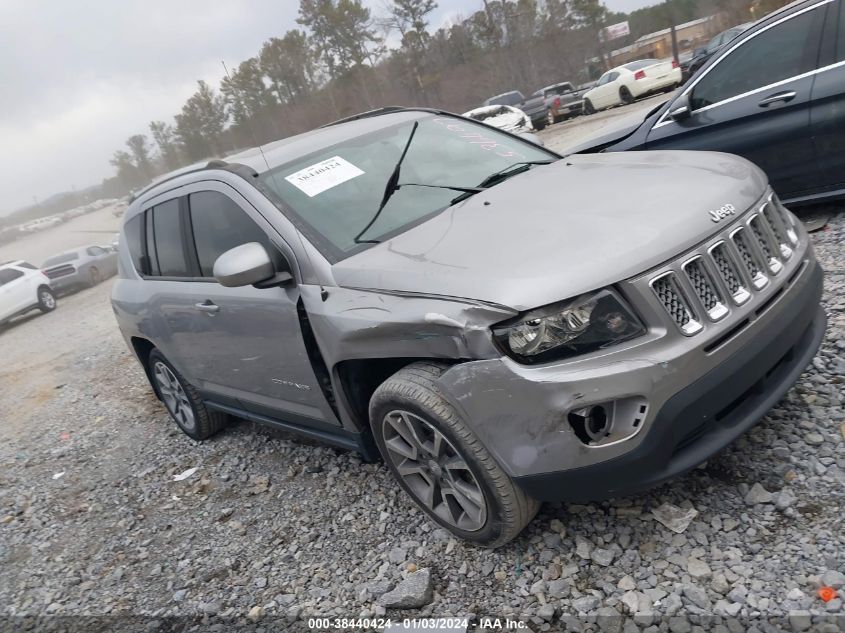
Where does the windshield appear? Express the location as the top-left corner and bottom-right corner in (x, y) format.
(43, 252), (79, 266)
(258, 114), (554, 260)
(487, 92), (523, 106)
(623, 59), (658, 71)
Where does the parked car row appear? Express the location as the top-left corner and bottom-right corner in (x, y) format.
(481, 80), (588, 131)
(0, 243), (119, 330)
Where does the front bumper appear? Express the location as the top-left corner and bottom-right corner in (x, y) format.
(516, 270), (824, 501)
(435, 247), (824, 502)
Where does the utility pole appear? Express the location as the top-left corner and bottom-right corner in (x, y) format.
(666, 0), (680, 62)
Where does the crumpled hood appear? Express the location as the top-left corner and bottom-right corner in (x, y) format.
(332, 151), (768, 311)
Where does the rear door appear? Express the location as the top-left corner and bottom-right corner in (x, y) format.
(644, 3), (827, 197)
(809, 0), (845, 191)
(144, 182), (340, 427)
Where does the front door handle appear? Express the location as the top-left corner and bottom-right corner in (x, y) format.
(758, 91), (796, 107)
(194, 301), (219, 314)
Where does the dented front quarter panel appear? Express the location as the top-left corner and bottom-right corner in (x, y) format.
(299, 284), (516, 368)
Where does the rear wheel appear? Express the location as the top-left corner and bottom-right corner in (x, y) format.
(88, 267), (101, 287)
(37, 286), (56, 313)
(148, 349), (227, 441)
(620, 86), (635, 105)
(370, 362), (540, 547)
(533, 119), (546, 131)
(584, 99), (595, 115)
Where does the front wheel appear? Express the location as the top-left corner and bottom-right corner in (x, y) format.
(37, 286), (56, 313)
(88, 267), (101, 287)
(370, 362), (540, 547)
(148, 349), (228, 441)
(584, 99), (595, 115)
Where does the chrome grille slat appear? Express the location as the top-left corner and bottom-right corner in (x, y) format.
(683, 257), (728, 320)
(730, 227), (768, 289)
(762, 201), (794, 260)
(651, 273), (702, 336)
(709, 242), (751, 305)
(748, 213), (783, 274)
(772, 195), (799, 245)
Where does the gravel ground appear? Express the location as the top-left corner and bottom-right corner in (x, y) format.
(0, 213), (843, 633)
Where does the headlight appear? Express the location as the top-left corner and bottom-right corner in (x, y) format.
(492, 289), (646, 364)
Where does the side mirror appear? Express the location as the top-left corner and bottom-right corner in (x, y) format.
(213, 242), (279, 288)
(668, 94), (692, 122)
(519, 132), (545, 147)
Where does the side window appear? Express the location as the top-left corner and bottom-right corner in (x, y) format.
(596, 73), (609, 86)
(608, 72), (620, 82)
(145, 210), (158, 275)
(17, 262), (36, 270)
(188, 191), (274, 277)
(123, 214), (146, 274)
(690, 10), (821, 110)
(151, 199), (190, 277)
(0, 269), (24, 285)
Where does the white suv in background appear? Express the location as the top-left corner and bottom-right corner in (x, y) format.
(0, 261), (57, 326)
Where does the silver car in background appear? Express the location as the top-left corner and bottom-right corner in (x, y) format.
(43, 244), (118, 293)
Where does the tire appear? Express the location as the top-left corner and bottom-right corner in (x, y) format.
(37, 286), (56, 313)
(148, 349), (228, 441)
(584, 99), (595, 115)
(370, 362), (540, 547)
(533, 119), (546, 131)
(619, 86), (634, 105)
(88, 267), (101, 287)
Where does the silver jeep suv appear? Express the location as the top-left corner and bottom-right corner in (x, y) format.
(112, 108), (825, 546)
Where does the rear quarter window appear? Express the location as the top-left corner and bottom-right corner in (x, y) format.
(123, 214), (145, 274)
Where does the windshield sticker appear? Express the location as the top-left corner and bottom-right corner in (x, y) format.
(432, 118), (527, 160)
(285, 156), (364, 197)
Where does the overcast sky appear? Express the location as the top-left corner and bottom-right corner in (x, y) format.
(0, 0), (654, 216)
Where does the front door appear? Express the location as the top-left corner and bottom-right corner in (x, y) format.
(645, 3), (827, 198)
(142, 183), (339, 426)
(810, 0), (845, 192)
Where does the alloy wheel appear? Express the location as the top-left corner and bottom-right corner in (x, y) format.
(153, 361), (196, 432)
(40, 291), (55, 309)
(382, 409), (488, 531)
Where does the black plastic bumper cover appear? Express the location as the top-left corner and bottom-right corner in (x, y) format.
(514, 262), (826, 503)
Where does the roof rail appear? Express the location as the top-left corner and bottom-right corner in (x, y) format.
(128, 160), (258, 204)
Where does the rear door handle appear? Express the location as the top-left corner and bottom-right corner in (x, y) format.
(194, 301), (219, 314)
(758, 91), (796, 107)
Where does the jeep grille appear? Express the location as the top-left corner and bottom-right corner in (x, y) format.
(647, 194), (801, 337)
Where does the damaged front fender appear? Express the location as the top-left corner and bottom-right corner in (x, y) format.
(299, 284), (516, 368)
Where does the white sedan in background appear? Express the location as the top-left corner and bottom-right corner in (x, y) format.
(583, 59), (682, 114)
(462, 104), (534, 134)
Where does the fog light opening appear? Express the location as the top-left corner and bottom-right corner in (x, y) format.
(569, 405), (612, 444)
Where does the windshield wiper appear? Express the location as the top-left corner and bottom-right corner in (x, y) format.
(476, 159), (555, 189)
(354, 121), (419, 244)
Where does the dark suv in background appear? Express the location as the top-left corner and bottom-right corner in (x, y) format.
(571, 0), (845, 208)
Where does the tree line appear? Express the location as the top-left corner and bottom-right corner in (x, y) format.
(104, 0), (762, 193)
